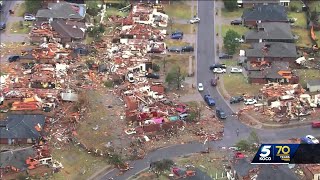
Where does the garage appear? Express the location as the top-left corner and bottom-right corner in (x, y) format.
(307, 79), (320, 92)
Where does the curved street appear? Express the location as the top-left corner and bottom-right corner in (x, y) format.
(97, 1), (318, 179)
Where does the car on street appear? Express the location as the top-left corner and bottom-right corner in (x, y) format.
(8, 55), (20, 62)
(146, 73), (160, 79)
(230, 67), (243, 73)
(231, 19), (242, 25)
(230, 96), (244, 104)
(312, 121), (320, 128)
(211, 78), (218, 86)
(181, 45), (194, 52)
(24, 14), (36, 21)
(301, 135), (319, 144)
(213, 68), (226, 73)
(190, 17), (200, 24)
(198, 83), (204, 91)
(219, 53), (233, 59)
(216, 108), (227, 119)
(204, 95), (215, 106)
(244, 98), (257, 105)
(0, 21), (6, 30)
(168, 46), (182, 53)
(209, 63), (227, 70)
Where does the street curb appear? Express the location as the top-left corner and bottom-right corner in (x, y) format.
(217, 76), (311, 129)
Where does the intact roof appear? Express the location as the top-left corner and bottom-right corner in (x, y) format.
(246, 42), (297, 58)
(242, 4), (287, 22)
(241, 0), (281, 3)
(233, 158), (298, 180)
(51, 19), (85, 39)
(36, 2), (86, 19)
(248, 61), (290, 79)
(307, 79), (320, 86)
(0, 114), (45, 139)
(0, 147), (36, 169)
(245, 22), (293, 40)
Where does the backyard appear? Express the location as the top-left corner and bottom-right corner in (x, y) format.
(288, 12), (307, 28)
(292, 28), (312, 47)
(9, 21), (32, 34)
(295, 69), (320, 88)
(221, 24), (248, 37)
(221, 8), (244, 19)
(163, 2), (192, 20)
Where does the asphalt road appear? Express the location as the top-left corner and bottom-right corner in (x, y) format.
(0, 0), (14, 24)
(94, 1), (320, 179)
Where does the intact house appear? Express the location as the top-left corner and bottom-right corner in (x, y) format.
(242, 4), (288, 27)
(36, 2), (86, 21)
(244, 22), (294, 43)
(51, 19), (85, 43)
(245, 42), (298, 67)
(307, 79), (320, 92)
(227, 158), (298, 180)
(0, 115), (46, 145)
(237, 0), (290, 8)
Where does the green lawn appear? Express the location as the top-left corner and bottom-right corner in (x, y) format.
(105, 7), (128, 18)
(221, 8), (244, 19)
(289, 1), (303, 11)
(221, 59), (238, 66)
(222, 74), (263, 96)
(221, 24), (248, 37)
(14, 2), (26, 17)
(9, 21), (32, 34)
(292, 27), (312, 47)
(165, 39), (190, 47)
(309, 1), (320, 13)
(288, 12), (307, 28)
(295, 69), (320, 88)
(164, 2), (192, 19)
(169, 23), (194, 34)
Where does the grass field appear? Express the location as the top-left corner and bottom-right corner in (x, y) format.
(292, 28), (312, 47)
(288, 12), (307, 28)
(295, 69), (320, 88)
(9, 21), (32, 34)
(14, 2), (26, 17)
(164, 2), (192, 19)
(221, 8), (244, 19)
(169, 23), (194, 34)
(221, 25), (248, 37)
(222, 74), (263, 97)
(165, 39), (190, 47)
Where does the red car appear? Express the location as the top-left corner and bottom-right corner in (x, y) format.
(312, 121), (320, 128)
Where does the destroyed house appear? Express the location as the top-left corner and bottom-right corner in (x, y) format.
(247, 61), (299, 84)
(51, 19), (85, 43)
(244, 22), (294, 43)
(231, 158), (298, 180)
(242, 4), (288, 27)
(36, 2), (86, 21)
(120, 24), (162, 40)
(245, 42), (298, 67)
(0, 147), (36, 173)
(0, 115), (46, 144)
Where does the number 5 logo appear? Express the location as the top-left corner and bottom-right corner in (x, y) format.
(260, 145), (271, 157)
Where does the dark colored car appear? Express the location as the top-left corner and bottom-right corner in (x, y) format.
(231, 19), (242, 25)
(8, 55), (20, 62)
(211, 78), (218, 86)
(209, 63), (227, 70)
(216, 108), (227, 119)
(168, 46), (182, 52)
(0, 22), (6, 30)
(149, 48), (163, 53)
(171, 32), (183, 39)
(172, 30), (184, 35)
(181, 45), (194, 52)
(204, 95), (215, 106)
(146, 73), (160, 79)
(219, 53), (233, 59)
(229, 96), (244, 104)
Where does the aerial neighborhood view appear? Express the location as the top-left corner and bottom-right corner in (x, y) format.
(1, 0), (320, 179)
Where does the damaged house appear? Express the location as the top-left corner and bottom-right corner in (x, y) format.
(244, 22), (294, 43)
(0, 115), (46, 145)
(51, 19), (86, 43)
(237, 0), (290, 8)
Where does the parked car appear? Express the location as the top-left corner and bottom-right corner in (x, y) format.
(168, 46), (182, 52)
(146, 73), (160, 79)
(171, 31), (183, 39)
(0, 21), (6, 30)
(209, 63), (227, 70)
(312, 121), (320, 128)
(8, 55), (20, 62)
(181, 45), (194, 52)
(190, 17), (200, 24)
(216, 108), (227, 119)
(230, 96), (244, 104)
(24, 14), (36, 21)
(235, 38), (244, 43)
(211, 78), (218, 86)
(204, 95), (215, 106)
(198, 83), (204, 91)
(179, 113), (189, 120)
(231, 19), (242, 25)
(244, 98), (257, 105)
(219, 53), (233, 59)
(301, 135), (319, 144)
(230, 67), (243, 73)
(213, 68), (226, 73)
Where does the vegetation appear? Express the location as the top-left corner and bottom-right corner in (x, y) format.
(223, 29), (241, 55)
(104, 81), (113, 88)
(223, 0), (238, 12)
(152, 64), (160, 72)
(25, 0), (41, 14)
(163, 2), (192, 19)
(107, 153), (125, 167)
(221, 8), (244, 18)
(150, 159), (174, 177)
(9, 21), (32, 34)
(87, 24), (105, 40)
(187, 102), (205, 122)
(165, 65), (185, 90)
(85, 0), (102, 16)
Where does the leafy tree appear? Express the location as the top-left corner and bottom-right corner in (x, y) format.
(223, 0), (238, 11)
(151, 159), (174, 177)
(223, 29), (241, 55)
(108, 153), (125, 167)
(152, 64), (160, 72)
(25, 0), (41, 13)
(165, 66), (185, 90)
(235, 139), (251, 151)
(85, 0), (102, 16)
(248, 130), (260, 144)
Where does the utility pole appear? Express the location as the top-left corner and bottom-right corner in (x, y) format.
(177, 66), (181, 90)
